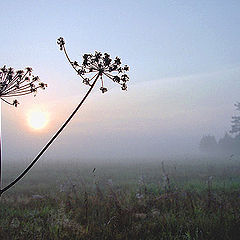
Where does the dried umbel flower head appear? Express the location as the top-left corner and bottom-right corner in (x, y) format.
(57, 37), (129, 93)
(0, 38), (129, 196)
(0, 66), (47, 107)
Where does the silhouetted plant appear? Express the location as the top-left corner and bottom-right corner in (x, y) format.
(57, 37), (129, 93)
(0, 66), (47, 193)
(0, 66), (47, 106)
(0, 37), (129, 195)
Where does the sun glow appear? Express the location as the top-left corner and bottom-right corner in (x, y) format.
(27, 110), (48, 130)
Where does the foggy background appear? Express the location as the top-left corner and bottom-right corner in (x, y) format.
(1, 0), (240, 162)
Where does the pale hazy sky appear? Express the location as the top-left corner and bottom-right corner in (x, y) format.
(1, 0), (240, 161)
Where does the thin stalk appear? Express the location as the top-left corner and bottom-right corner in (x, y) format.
(0, 101), (2, 192)
(0, 74), (100, 195)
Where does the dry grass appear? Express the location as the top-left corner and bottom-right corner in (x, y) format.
(1, 157), (240, 239)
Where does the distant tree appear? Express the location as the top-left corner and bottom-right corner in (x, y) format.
(230, 102), (240, 136)
(218, 132), (236, 154)
(199, 135), (218, 153)
(199, 103), (240, 156)
(233, 134), (240, 154)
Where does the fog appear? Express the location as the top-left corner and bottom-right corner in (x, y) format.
(3, 66), (240, 162)
(1, 1), (240, 164)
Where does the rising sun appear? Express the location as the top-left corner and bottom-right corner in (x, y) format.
(27, 110), (48, 130)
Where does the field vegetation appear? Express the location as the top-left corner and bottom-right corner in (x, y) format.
(0, 156), (240, 239)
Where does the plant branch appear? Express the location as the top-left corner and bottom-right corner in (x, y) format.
(0, 74), (100, 195)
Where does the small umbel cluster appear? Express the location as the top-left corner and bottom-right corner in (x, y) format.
(0, 66), (47, 107)
(57, 37), (129, 93)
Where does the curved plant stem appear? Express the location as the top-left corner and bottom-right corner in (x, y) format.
(0, 102), (2, 192)
(0, 74), (100, 195)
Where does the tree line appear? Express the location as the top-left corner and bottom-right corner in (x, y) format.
(199, 103), (240, 155)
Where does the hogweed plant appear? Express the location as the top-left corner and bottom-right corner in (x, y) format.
(57, 37), (129, 92)
(0, 66), (47, 194)
(0, 37), (129, 195)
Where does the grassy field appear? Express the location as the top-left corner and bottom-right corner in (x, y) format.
(0, 156), (240, 239)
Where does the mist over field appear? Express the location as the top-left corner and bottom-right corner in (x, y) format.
(1, 1), (240, 164)
(1, 1), (240, 239)
(3, 66), (240, 162)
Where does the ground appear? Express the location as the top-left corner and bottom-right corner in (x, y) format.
(0, 157), (240, 239)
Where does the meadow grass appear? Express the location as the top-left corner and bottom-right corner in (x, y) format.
(0, 157), (240, 239)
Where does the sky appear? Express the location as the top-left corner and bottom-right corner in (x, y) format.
(1, 0), (240, 162)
